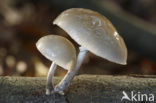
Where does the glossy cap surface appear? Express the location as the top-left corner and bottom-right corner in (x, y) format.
(36, 35), (76, 70)
(54, 8), (127, 65)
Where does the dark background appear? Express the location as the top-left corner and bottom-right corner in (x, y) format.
(0, 0), (156, 77)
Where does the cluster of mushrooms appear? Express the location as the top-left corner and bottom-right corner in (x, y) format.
(36, 8), (127, 95)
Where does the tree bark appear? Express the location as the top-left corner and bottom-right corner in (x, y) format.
(0, 75), (156, 103)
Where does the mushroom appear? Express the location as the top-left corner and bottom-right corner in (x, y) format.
(53, 8), (127, 93)
(36, 35), (76, 95)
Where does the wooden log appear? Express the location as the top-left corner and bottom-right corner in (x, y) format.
(0, 75), (156, 103)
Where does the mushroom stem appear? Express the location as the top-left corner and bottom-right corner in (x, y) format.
(46, 62), (57, 95)
(54, 46), (88, 94)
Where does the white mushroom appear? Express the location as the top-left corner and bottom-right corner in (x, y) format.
(53, 8), (128, 93)
(36, 35), (76, 95)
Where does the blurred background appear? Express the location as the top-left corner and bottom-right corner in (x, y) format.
(0, 0), (156, 77)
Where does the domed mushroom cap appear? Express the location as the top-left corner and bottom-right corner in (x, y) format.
(54, 8), (127, 65)
(36, 35), (76, 70)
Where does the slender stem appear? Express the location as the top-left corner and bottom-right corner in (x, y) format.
(75, 47), (88, 72)
(46, 62), (57, 95)
(54, 46), (88, 93)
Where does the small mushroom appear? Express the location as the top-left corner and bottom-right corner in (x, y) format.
(36, 35), (76, 95)
(53, 8), (127, 93)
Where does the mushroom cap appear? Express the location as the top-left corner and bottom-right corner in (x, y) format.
(53, 8), (127, 65)
(36, 35), (76, 70)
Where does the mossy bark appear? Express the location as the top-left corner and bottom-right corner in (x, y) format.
(0, 75), (156, 103)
